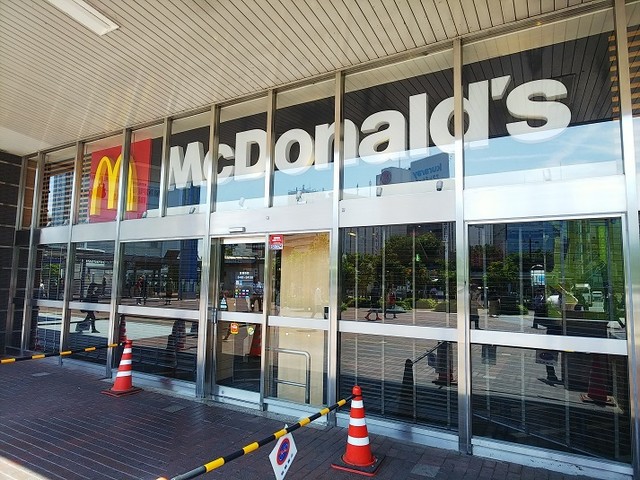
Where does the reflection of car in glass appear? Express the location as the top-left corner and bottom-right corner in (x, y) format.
(547, 292), (578, 310)
(591, 290), (605, 312)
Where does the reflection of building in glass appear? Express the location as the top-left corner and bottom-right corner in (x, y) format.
(376, 152), (451, 186)
(49, 173), (71, 226)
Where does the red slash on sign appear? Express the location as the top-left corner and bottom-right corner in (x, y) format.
(269, 429), (297, 478)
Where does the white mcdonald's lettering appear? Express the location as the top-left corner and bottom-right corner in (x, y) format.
(166, 76), (571, 190)
(90, 154), (137, 215)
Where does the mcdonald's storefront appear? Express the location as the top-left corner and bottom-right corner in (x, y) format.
(9, 3), (640, 479)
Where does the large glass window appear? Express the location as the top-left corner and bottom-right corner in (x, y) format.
(216, 98), (268, 211)
(343, 50), (454, 199)
(128, 124), (163, 219)
(167, 111), (211, 215)
(79, 134), (126, 224)
(273, 80), (334, 206)
(121, 239), (203, 310)
(463, 10), (622, 188)
(119, 314), (197, 382)
(472, 346), (630, 463)
(33, 243), (67, 301)
(468, 219), (625, 339)
(71, 241), (115, 303)
(340, 223), (456, 327)
(339, 334), (458, 431)
(39, 146), (75, 227)
(31, 305), (62, 352)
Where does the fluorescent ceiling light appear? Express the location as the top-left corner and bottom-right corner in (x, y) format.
(45, 0), (119, 36)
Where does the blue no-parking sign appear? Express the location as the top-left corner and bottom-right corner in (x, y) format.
(269, 429), (297, 478)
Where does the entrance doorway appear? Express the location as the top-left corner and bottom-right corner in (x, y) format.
(265, 232), (330, 407)
(212, 238), (265, 403)
(210, 232), (331, 409)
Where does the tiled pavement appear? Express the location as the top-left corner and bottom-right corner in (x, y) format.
(0, 357), (597, 480)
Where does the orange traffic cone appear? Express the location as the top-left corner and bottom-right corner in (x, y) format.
(433, 342), (456, 386)
(102, 340), (142, 397)
(580, 354), (615, 406)
(331, 385), (384, 477)
(249, 325), (262, 357)
(119, 314), (127, 342)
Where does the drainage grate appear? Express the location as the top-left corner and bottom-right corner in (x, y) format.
(162, 404), (187, 413)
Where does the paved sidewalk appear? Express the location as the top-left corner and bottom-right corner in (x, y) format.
(0, 357), (595, 480)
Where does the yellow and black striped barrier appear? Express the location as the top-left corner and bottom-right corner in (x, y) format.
(0, 342), (123, 364)
(158, 393), (355, 480)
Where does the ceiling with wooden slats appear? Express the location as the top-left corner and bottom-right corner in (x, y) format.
(0, 0), (605, 156)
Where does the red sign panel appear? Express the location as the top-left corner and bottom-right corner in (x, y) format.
(269, 234), (284, 250)
(89, 139), (152, 222)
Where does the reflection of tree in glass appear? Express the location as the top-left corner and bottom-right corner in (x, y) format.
(341, 229), (454, 303)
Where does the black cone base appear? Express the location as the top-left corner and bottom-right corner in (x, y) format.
(331, 454), (384, 477)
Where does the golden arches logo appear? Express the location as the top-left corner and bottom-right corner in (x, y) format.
(89, 154), (138, 216)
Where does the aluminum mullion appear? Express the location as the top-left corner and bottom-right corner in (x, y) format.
(105, 129), (131, 377)
(59, 141), (83, 359)
(327, 71), (345, 425)
(453, 37), (472, 455)
(158, 117), (172, 218)
(613, 0), (640, 477)
(265, 90), (276, 207)
(196, 105), (219, 398)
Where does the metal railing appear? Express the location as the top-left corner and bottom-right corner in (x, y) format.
(268, 347), (311, 404)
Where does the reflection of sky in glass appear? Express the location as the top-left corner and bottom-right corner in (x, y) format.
(217, 176), (264, 203)
(273, 165), (333, 198)
(273, 91), (334, 204)
(464, 121), (622, 176)
(216, 111), (266, 209)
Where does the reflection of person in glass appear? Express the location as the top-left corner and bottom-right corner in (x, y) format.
(77, 283), (99, 333)
(470, 284), (481, 329)
(166, 320), (186, 372)
(365, 283), (382, 321)
(532, 289), (546, 329)
(544, 292), (564, 383)
(164, 277), (174, 305)
(312, 286), (323, 318)
(250, 276), (263, 312)
(385, 286), (397, 319)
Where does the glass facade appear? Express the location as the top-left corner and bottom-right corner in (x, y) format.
(39, 146), (75, 228)
(33, 243), (67, 301)
(340, 334), (458, 431)
(468, 219), (625, 338)
(471, 346), (630, 463)
(80, 134), (126, 224)
(340, 223), (456, 327)
(273, 80), (335, 206)
(167, 112), (211, 215)
(72, 241), (115, 303)
(130, 124), (163, 219)
(463, 10), (622, 188)
(343, 50), (454, 199)
(16, 3), (640, 476)
(121, 239), (203, 310)
(216, 98), (268, 211)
